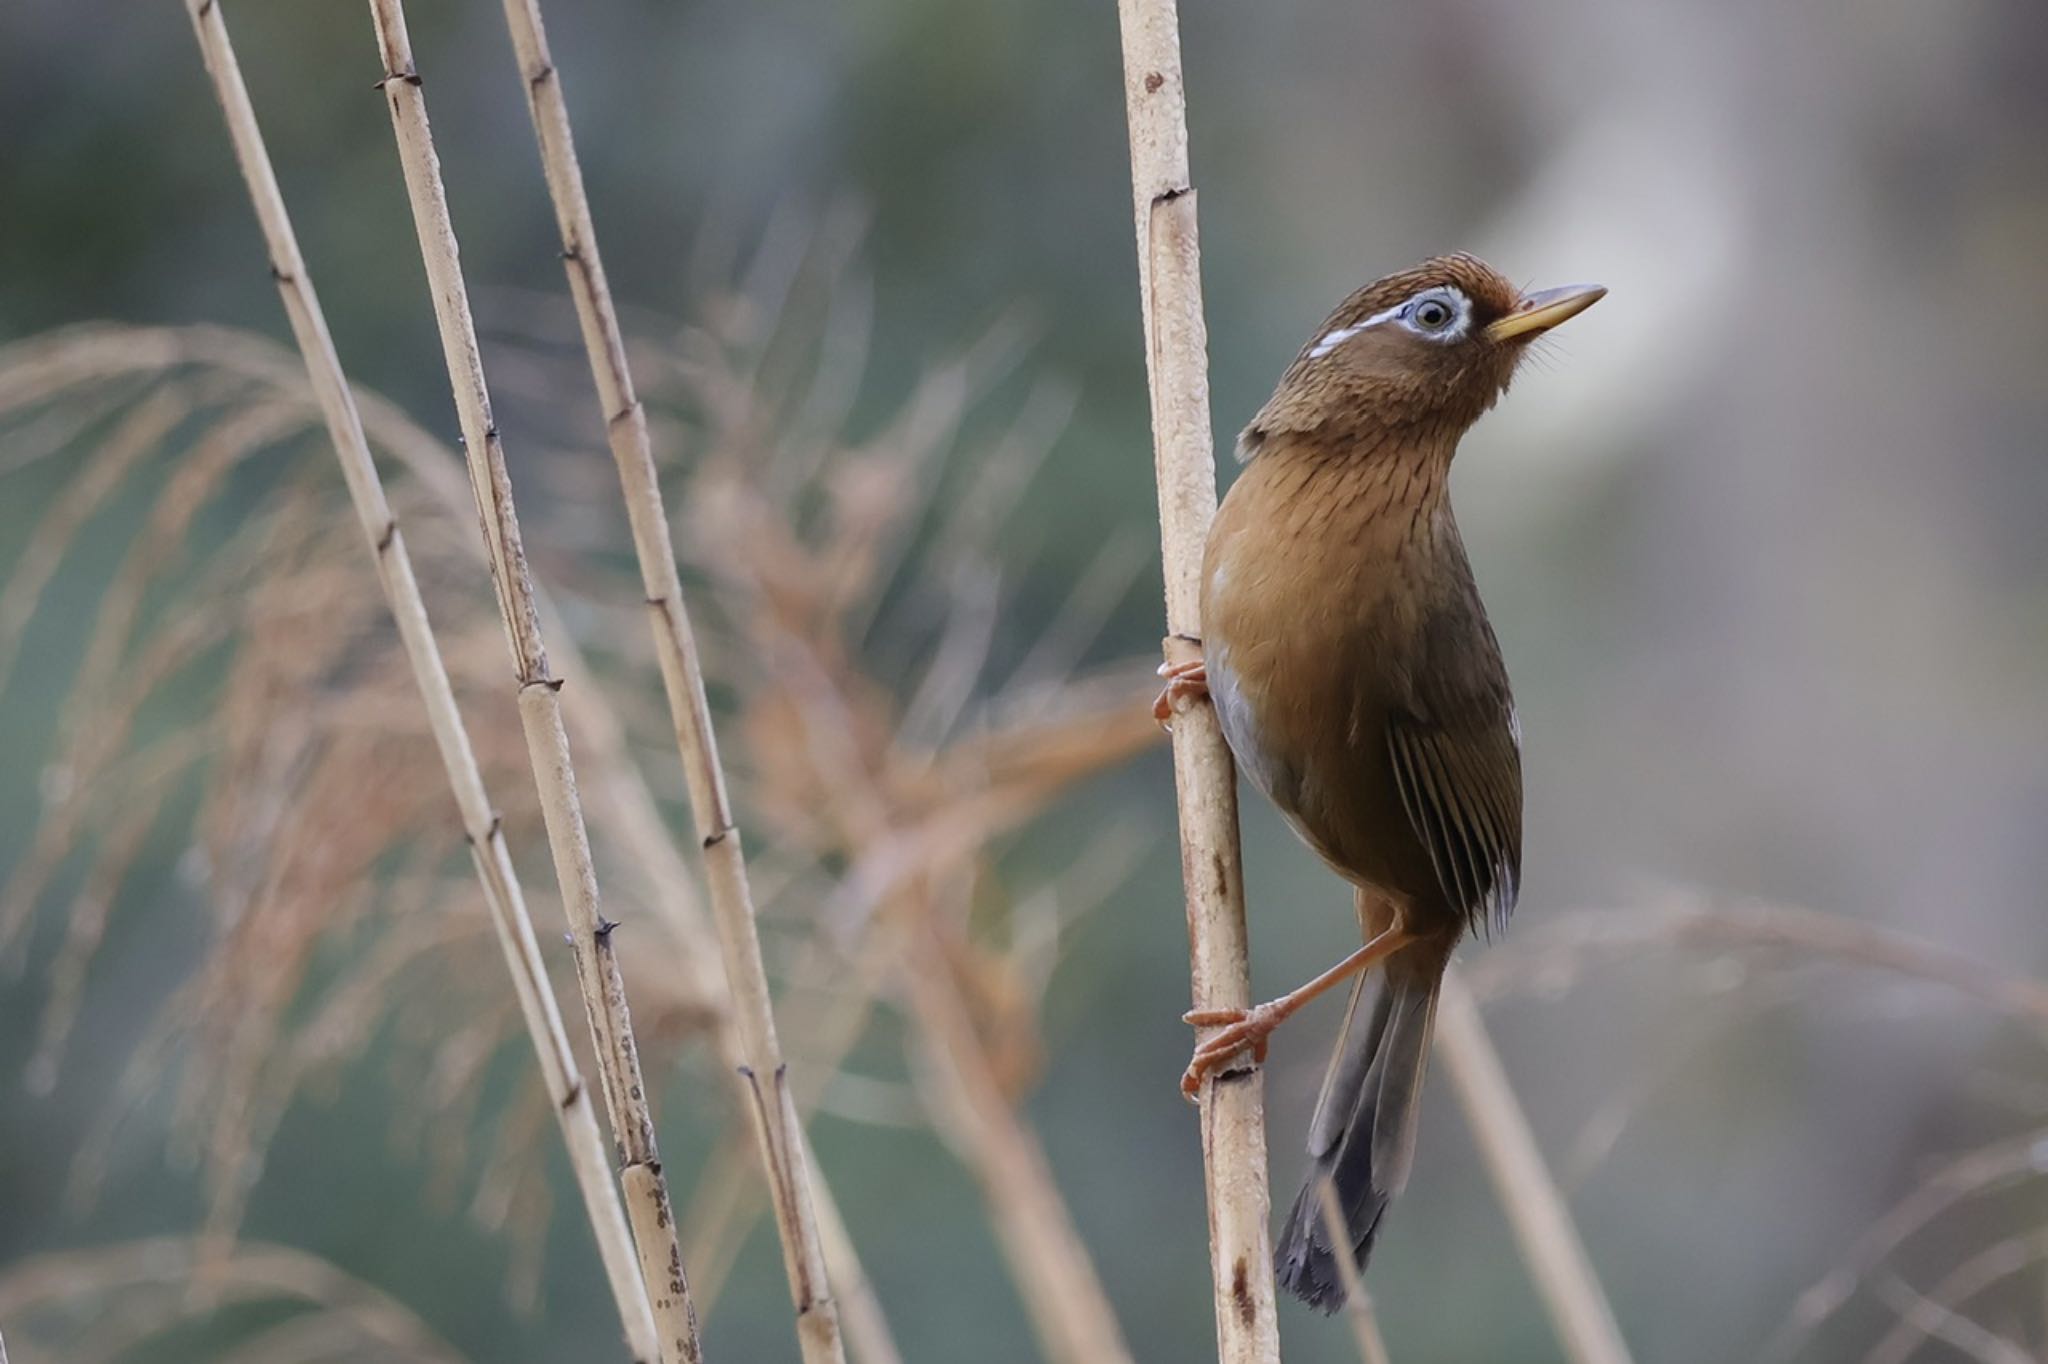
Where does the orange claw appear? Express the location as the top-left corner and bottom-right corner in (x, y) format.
(1179, 1001), (1283, 1098)
(1153, 658), (1208, 730)
(1177, 926), (1417, 1099)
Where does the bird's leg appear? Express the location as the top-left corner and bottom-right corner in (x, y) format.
(1153, 645), (1207, 730)
(1180, 925), (1416, 1097)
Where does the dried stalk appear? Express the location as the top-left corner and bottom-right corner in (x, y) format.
(0, 1237), (465, 1363)
(1436, 971), (1631, 1364)
(363, 2), (699, 1360)
(1466, 895), (2048, 1026)
(1112, 3), (1279, 1360)
(903, 925), (1135, 1364)
(491, 3), (845, 1360)
(1313, 1180), (1393, 1364)
(179, 2), (661, 1358)
(1767, 1125), (2048, 1361)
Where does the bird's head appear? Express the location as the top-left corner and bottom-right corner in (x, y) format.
(1239, 252), (1604, 460)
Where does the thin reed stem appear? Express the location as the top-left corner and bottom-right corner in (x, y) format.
(1313, 1179), (1392, 1364)
(1436, 970), (1631, 1364)
(179, 3), (660, 1358)
(491, 3), (848, 1359)
(1112, 3), (1280, 1360)
(362, 2), (700, 1359)
(903, 926), (1135, 1364)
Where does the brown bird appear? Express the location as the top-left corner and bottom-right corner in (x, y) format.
(1155, 253), (1603, 1309)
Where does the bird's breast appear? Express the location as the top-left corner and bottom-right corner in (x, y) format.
(1199, 447), (1459, 881)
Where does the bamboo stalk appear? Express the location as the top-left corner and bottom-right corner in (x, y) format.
(1436, 970), (1631, 1364)
(178, 3), (661, 1358)
(1111, 4), (1280, 1361)
(362, 3), (700, 1360)
(489, 4), (846, 1361)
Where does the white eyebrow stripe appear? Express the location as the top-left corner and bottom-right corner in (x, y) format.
(1306, 285), (1474, 359)
(1307, 302), (1405, 359)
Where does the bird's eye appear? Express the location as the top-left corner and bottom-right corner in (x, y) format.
(1412, 298), (1453, 330)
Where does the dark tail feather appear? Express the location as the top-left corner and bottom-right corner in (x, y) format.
(1274, 961), (1443, 1311)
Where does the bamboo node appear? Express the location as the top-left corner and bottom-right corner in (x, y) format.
(375, 519), (397, 552)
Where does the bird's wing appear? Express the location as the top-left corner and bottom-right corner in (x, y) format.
(1385, 696), (1522, 938)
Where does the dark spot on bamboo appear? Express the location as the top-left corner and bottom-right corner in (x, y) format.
(594, 916), (618, 942)
(559, 1078), (582, 1110)
(375, 519), (397, 551)
(703, 825), (732, 850)
(197, 0), (215, 16)
(528, 63), (555, 91)
(1156, 184), (1191, 205)
(1232, 1257), (1255, 1327)
(268, 263), (294, 285)
(1144, 71), (1164, 93)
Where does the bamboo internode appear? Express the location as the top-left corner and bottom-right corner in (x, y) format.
(363, 0), (702, 1358)
(489, 1), (849, 1358)
(1111, 3), (1282, 1360)
(178, 1), (661, 1357)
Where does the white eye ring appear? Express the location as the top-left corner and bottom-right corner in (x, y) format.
(1306, 284), (1474, 359)
(1395, 286), (1471, 342)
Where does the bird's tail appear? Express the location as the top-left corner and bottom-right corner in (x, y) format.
(1273, 946), (1446, 1311)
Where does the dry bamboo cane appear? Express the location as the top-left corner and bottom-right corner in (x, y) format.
(178, 3), (661, 1358)
(1436, 972), (1632, 1364)
(363, 2), (700, 1360)
(488, 4), (845, 1361)
(1112, 3), (1281, 1361)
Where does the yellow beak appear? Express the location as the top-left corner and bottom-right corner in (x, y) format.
(1486, 283), (1607, 342)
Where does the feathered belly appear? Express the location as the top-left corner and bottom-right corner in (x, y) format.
(1207, 635), (1399, 885)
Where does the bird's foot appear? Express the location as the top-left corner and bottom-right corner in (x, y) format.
(1180, 999), (1285, 1098)
(1153, 657), (1208, 730)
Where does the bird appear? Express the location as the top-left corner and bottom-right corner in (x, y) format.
(1153, 253), (1604, 1310)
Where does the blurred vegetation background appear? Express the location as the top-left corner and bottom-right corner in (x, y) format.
(4, 0), (2047, 1361)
